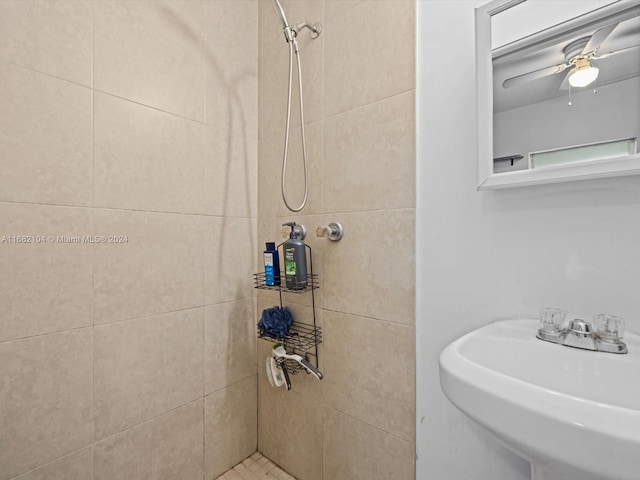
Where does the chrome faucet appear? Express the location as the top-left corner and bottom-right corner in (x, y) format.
(536, 310), (627, 354)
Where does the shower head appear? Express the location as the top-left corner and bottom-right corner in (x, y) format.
(271, 0), (322, 44)
(272, 0), (290, 29)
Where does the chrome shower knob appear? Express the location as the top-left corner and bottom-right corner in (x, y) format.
(316, 222), (343, 241)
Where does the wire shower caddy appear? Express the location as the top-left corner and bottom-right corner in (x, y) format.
(254, 243), (321, 375)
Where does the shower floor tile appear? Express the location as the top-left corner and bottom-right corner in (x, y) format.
(215, 452), (297, 480)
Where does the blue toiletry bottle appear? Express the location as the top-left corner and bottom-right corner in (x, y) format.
(263, 242), (280, 286)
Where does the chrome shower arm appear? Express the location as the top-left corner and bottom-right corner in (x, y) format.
(272, 0), (321, 43)
(291, 21), (322, 39)
(281, 22), (322, 44)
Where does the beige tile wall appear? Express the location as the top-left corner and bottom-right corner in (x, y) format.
(1, 0), (416, 478)
(257, 1), (416, 479)
(0, 1), (258, 480)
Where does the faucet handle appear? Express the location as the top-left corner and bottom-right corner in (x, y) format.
(594, 314), (625, 342)
(539, 307), (566, 333)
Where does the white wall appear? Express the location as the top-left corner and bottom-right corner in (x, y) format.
(416, 1), (640, 479)
(494, 76), (640, 160)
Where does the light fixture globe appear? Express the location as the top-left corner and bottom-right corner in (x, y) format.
(569, 57), (599, 87)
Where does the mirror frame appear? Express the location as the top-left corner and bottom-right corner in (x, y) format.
(476, 0), (640, 190)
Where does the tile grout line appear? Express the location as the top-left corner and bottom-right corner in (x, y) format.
(324, 404), (416, 446)
(201, 17), (207, 471)
(0, 199), (257, 219)
(7, 446), (93, 480)
(91, 2), (97, 475)
(0, 298), (258, 346)
(94, 397), (203, 447)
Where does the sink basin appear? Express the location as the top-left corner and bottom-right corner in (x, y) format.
(439, 319), (640, 480)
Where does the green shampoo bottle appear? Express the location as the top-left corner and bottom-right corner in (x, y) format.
(282, 222), (307, 290)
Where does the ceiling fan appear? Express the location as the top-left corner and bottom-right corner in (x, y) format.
(502, 22), (640, 90)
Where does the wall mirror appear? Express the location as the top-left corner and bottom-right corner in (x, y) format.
(476, 0), (640, 189)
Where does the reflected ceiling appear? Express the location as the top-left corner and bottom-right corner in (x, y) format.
(493, 12), (640, 113)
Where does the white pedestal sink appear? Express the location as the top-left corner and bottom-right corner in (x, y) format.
(439, 319), (640, 480)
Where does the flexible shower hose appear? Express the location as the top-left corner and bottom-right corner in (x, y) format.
(281, 39), (309, 212)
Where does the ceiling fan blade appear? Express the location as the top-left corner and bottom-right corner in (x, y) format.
(502, 63), (569, 89)
(594, 44), (640, 60)
(558, 69), (573, 91)
(582, 23), (618, 54)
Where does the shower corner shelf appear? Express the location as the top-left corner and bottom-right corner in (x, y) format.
(258, 322), (323, 375)
(254, 242), (321, 376)
(253, 272), (319, 293)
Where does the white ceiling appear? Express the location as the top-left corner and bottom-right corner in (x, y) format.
(492, 0), (619, 49)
